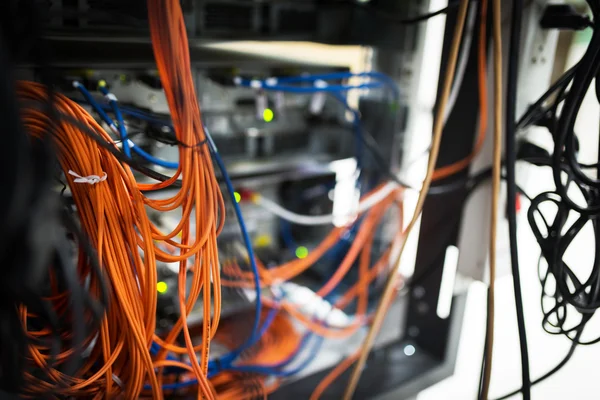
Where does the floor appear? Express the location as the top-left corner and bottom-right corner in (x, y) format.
(418, 162), (600, 400)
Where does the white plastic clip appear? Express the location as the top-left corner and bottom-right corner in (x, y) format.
(265, 77), (278, 86)
(105, 93), (118, 102)
(310, 79), (328, 115)
(314, 79), (328, 89)
(250, 79), (263, 89)
(68, 170), (107, 185)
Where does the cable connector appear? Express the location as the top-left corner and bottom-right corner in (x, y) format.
(540, 5), (592, 31)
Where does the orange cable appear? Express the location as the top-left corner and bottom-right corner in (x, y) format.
(432, 0), (488, 182)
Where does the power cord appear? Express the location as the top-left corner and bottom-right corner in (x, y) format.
(503, 0), (532, 399)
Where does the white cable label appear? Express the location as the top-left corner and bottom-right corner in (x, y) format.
(330, 159), (360, 227)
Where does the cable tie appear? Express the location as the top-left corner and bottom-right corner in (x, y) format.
(233, 76), (242, 85)
(178, 137), (208, 149)
(265, 77), (278, 86)
(68, 170), (108, 185)
(250, 80), (262, 89)
(105, 93), (118, 102)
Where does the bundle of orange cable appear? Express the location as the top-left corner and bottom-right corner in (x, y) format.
(16, 0), (224, 398)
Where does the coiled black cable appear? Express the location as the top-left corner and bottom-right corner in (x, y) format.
(494, 1), (600, 398)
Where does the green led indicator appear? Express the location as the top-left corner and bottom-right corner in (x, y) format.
(295, 246), (309, 259)
(263, 108), (274, 123)
(157, 281), (168, 294)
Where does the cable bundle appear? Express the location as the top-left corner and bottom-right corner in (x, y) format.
(5, 0), (492, 397)
(14, 0), (224, 395)
(19, 83), (159, 398)
(0, 11), (108, 397)
(527, 0), (600, 348)
(486, 2), (600, 398)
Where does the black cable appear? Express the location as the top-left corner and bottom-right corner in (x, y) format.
(516, 64), (578, 131)
(357, 0), (463, 25)
(505, 0), (532, 398)
(493, 322), (585, 400)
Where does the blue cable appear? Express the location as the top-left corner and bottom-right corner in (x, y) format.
(272, 71), (400, 99)
(76, 98), (173, 128)
(75, 83), (178, 169)
(164, 331), (323, 389)
(73, 82), (117, 131)
(226, 334), (324, 377)
(98, 83), (131, 157)
(204, 131), (264, 370)
(120, 105), (172, 126)
(236, 79), (382, 94)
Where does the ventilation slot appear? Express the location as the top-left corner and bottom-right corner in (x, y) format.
(277, 9), (316, 34)
(204, 3), (253, 31)
(85, 0), (148, 28)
